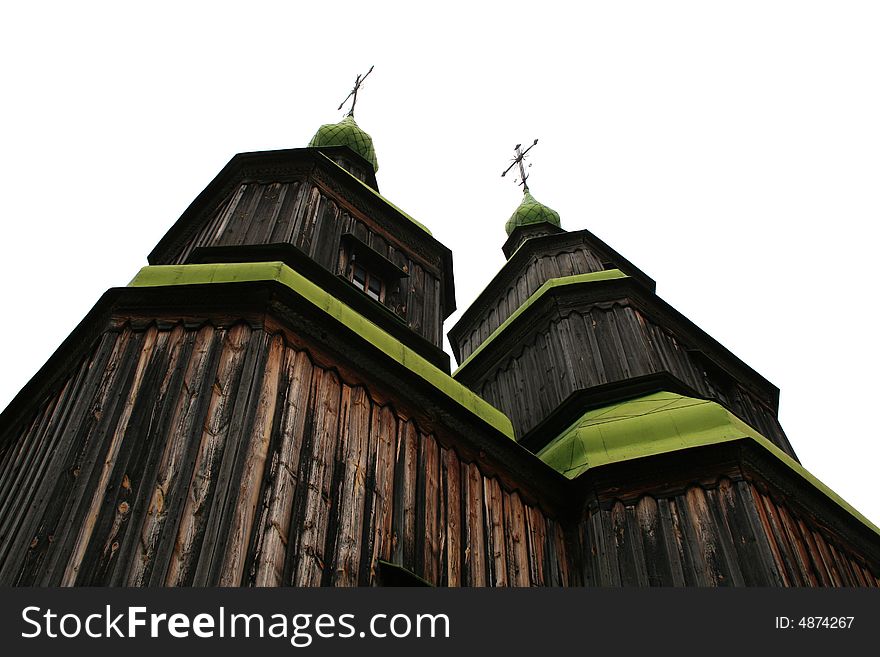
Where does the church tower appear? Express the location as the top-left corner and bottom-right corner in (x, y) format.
(0, 78), (878, 587)
(449, 141), (879, 585)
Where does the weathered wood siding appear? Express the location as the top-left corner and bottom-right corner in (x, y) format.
(162, 179), (444, 347)
(465, 303), (791, 454)
(576, 478), (879, 587)
(0, 321), (568, 587)
(456, 245), (607, 362)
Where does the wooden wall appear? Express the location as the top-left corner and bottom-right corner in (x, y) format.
(162, 179), (444, 348)
(1, 318), (875, 587)
(576, 478), (880, 587)
(465, 302), (792, 455)
(0, 321), (569, 587)
(455, 245), (607, 362)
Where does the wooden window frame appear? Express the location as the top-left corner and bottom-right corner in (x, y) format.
(338, 233), (408, 314)
(350, 259), (386, 303)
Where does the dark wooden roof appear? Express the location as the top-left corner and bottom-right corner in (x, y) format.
(449, 228), (656, 363)
(455, 274), (782, 415)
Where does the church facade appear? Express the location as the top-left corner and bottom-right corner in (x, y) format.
(0, 111), (877, 586)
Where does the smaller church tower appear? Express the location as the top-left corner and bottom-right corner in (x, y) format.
(448, 140), (879, 585)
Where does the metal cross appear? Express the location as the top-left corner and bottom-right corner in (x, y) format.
(501, 139), (539, 192)
(337, 65), (375, 116)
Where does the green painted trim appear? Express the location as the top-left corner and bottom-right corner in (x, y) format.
(453, 270), (629, 376)
(128, 262), (513, 439)
(538, 391), (880, 538)
(318, 153), (433, 236)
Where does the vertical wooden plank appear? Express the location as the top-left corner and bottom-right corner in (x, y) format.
(391, 419), (418, 572)
(775, 503), (819, 587)
(462, 462), (486, 586)
(656, 498), (687, 586)
(192, 328), (270, 586)
(0, 390), (61, 532)
(794, 518), (832, 587)
(525, 505), (547, 587)
(362, 404), (397, 585)
(755, 488), (803, 586)
(266, 181), (301, 243)
(95, 325), (195, 585)
(733, 481), (784, 586)
(127, 325), (217, 585)
(218, 183), (262, 246)
(0, 336), (104, 577)
(329, 386), (372, 586)
(421, 434), (440, 585)
(711, 479), (764, 586)
(217, 333), (285, 585)
(544, 518), (569, 586)
(667, 497), (700, 586)
(584, 510), (609, 586)
(23, 329), (142, 584)
(310, 200), (344, 270)
(243, 183), (285, 245)
(684, 486), (729, 586)
(297, 187), (323, 254)
(702, 486), (745, 587)
(61, 326), (162, 585)
(483, 477), (507, 587)
(207, 183), (247, 246)
(810, 528), (843, 586)
(443, 447), (461, 587)
(251, 349), (313, 586)
(504, 491), (530, 587)
(610, 500), (641, 586)
(165, 324), (252, 586)
(826, 541), (858, 586)
(635, 495), (674, 586)
(291, 368), (342, 586)
(744, 484), (789, 586)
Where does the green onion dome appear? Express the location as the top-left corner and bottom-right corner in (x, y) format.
(308, 114), (378, 172)
(504, 191), (561, 235)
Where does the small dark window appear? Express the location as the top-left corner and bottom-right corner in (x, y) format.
(339, 233), (408, 313)
(350, 261), (385, 302)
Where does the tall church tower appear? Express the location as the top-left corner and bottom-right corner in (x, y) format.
(0, 85), (878, 586)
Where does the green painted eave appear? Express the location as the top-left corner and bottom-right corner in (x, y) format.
(453, 269), (629, 376)
(538, 391), (880, 538)
(318, 153), (432, 236)
(128, 262), (511, 439)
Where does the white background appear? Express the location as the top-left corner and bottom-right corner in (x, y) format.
(1, 1), (878, 528)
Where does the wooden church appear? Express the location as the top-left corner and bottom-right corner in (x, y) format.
(1, 78), (878, 586)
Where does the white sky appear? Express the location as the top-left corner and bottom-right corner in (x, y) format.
(1, 1), (878, 529)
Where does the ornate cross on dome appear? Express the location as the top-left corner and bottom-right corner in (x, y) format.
(501, 139), (539, 192)
(337, 65), (375, 116)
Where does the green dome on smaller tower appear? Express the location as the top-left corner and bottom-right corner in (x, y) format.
(308, 114), (379, 173)
(505, 191), (561, 235)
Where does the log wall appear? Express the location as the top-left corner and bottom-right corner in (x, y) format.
(0, 321), (569, 587)
(576, 478), (880, 587)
